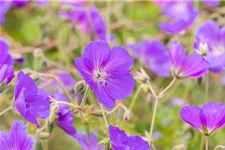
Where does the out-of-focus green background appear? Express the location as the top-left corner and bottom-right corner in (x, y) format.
(0, 1), (225, 150)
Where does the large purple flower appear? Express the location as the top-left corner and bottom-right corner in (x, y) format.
(14, 71), (50, 128)
(159, 1), (199, 34)
(76, 132), (104, 150)
(75, 40), (135, 109)
(180, 102), (225, 135)
(0, 38), (14, 87)
(0, 120), (34, 150)
(53, 92), (77, 138)
(128, 39), (170, 77)
(59, 2), (111, 41)
(0, 1), (11, 25)
(108, 125), (150, 150)
(168, 40), (209, 79)
(194, 20), (225, 73)
(12, 0), (29, 7)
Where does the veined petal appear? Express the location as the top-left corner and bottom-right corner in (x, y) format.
(168, 40), (186, 71)
(104, 46), (134, 78)
(82, 40), (110, 68)
(108, 125), (128, 149)
(10, 121), (34, 150)
(127, 136), (150, 150)
(180, 53), (209, 78)
(23, 111), (40, 128)
(0, 131), (12, 150)
(56, 111), (77, 138)
(180, 106), (202, 132)
(106, 74), (135, 100)
(94, 85), (115, 109)
(28, 95), (50, 119)
(200, 102), (225, 133)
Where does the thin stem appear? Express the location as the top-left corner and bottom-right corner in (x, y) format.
(0, 106), (12, 116)
(213, 145), (225, 150)
(158, 78), (176, 98)
(56, 101), (79, 109)
(129, 86), (142, 111)
(204, 73), (209, 103)
(80, 86), (90, 107)
(205, 136), (209, 150)
(149, 99), (159, 144)
(100, 105), (109, 129)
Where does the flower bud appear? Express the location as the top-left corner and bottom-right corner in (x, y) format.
(39, 132), (50, 139)
(74, 80), (86, 94)
(124, 109), (132, 122)
(134, 68), (150, 84)
(35, 139), (43, 150)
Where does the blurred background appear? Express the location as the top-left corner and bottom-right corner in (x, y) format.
(0, 0), (225, 150)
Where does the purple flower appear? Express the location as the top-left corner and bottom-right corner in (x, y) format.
(128, 39), (170, 77)
(168, 40), (209, 79)
(159, 1), (199, 34)
(201, 0), (220, 6)
(59, 2), (112, 41)
(194, 20), (225, 73)
(0, 1), (11, 25)
(0, 38), (14, 88)
(0, 120), (34, 150)
(53, 92), (77, 138)
(75, 40), (135, 109)
(36, 0), (49, 7)
(180, 102), (225, 135)
(12, 0), (29, 7)
(76, 132), (104, 150)
(14, 71), (50, 128)
(108, 125), (150, 150)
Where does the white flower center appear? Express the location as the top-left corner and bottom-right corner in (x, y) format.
(93, 69), (108, 86)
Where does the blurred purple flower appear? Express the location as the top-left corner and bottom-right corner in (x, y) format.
(0, 38), (14, 87)
(0, 120), (34, 150)
(59, 2), (113, 41)
(53, 92), (77, 138)
(40, 72), (76, 91)
(76, 132), (104, 150)
(14, 71), (50, 128)
(159, 1), (199, 34)
(108, 125), (150, 150)
(194, 20), (225, 73)
(128, 39), (170, 77)
(170, 97), (188, 106)
(180, 102), (225, 135)
(36, 0), (49, 7)
(201, 0), (220, 6)
(75, 40), (135, 109)
(168, 40), (209, 79)
(0, 1), (11, 25)
(12, 0), (29, 7)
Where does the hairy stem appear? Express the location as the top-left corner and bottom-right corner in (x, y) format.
(129, 86), (142, 111)
(0, 106), (12, 116)
(204, 73), (209, 103)
(205, 136), (209, 150)
(80, 86), (90, 107)
(100, 105), (109, 129)
(149, 98), (159, 144)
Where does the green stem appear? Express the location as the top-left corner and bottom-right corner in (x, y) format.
(205, 136), (209, 150)
(158, 78), (176, 98)
(149, 98), (159, 144)
(100, 105), (109, 129)
(129, 86), (142, 111)
(56, 101), (79, 109)
(204, 73), (209, 103)
(80, 86), (90, 107)
(0, 106), (12, 116)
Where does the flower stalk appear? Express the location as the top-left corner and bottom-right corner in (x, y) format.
(0, 106), (12, 116)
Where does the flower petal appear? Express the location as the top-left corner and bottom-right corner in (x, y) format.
(200, 102), (225, 133)
(127, 136), (150, 150)
(0, 131), (12, 149)
(104, 46), (134, 78)
(108, 125), (128, 149)
(106, 74), (135, 100)
(180, 106), (202, 132)
(9, 121), (34, 150)
(180, 53), (209, 78)
(202, 0), (220, 6)
(56, 111), (77, 138)
(82, 40), (111, 68)
(168, 40), (186, 71)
